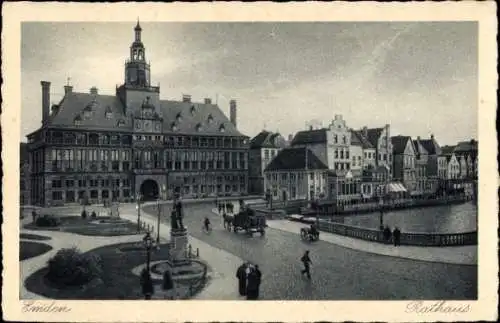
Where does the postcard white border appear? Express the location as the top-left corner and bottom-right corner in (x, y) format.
(2, 1), (498, 322)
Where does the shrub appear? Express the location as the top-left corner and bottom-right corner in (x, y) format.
(81, 210), (87, 219)
(46, 247), (103, 286)
(35, 214), (61, 227)
(91, 211), (97, 219)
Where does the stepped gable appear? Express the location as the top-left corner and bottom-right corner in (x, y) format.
(265, 147), (328, 171)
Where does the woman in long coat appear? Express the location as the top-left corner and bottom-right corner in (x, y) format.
(236, 263), (248, 296)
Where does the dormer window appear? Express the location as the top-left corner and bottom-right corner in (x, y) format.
(190, 105), (196, 115)
(207, 114), (214, 124)
(83, 110), (91, 119)
(105, 106), (113, 119)
(74, 115), (82, 126)
(117, 119), (125, 127)
(219, 124), (225, 133)
(171, 122), (178, 132)
(196, 123), (202, 132)
(176, 112), (182, 123)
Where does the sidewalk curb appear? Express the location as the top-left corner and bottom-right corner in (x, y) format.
(266, 220), (477, 266)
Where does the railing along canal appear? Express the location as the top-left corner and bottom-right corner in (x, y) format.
(316, 220), (477, 247)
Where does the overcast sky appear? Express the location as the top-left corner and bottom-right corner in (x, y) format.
(21, 22), (477, 146)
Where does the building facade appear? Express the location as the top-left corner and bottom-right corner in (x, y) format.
(248, 131), (286, 195)
(20, 143), (30, 205)
(349, 131), (364, 177)
(27, 22), (249, 206)
(290, 114), (352, 172)
(356, 125), (393, 178)
(264, 147), (328, 201)
(391, 135), (416, 193)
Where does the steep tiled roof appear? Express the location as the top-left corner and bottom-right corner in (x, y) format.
(290, 129), (327, 145)
(441, 145), (456, 155)
(454, 140), (478, 159)
(47, 91), (245, 136)
(350, 130), (362, 146)
(419, 138), (441, 155)
(391, 136), (411, 155)
(265, 147), (328, 171)
(250, 131), (286, 149)
(365, 128), (384, 147)
(352, 130), (374, 149)
(413, 140), (429, 155)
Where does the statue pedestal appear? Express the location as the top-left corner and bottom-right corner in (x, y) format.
(169, 227), (190, 266)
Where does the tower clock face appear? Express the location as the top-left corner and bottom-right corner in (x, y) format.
(135, 121), (141, 129)
(144, 120), (151, 131)
(155, 123), (160, 131)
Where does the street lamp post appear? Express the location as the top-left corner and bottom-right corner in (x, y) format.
(379, 195), (384, 230)
(143, 231), (153, 272)
(156, 184), (166, 244)
(136, 192), (142, 232)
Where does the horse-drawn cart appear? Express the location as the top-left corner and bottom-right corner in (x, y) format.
(224, 208), (266, 236)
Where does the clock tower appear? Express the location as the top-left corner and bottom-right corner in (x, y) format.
(117, 20), (160, 117)
(125, 20), (151, 87)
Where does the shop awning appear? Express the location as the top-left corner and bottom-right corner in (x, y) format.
(387, 182), (407, 193)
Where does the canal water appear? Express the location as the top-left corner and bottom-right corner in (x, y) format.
(331, 202), (477, 234)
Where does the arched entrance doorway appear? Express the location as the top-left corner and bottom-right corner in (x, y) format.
(140, 179), (159, 201)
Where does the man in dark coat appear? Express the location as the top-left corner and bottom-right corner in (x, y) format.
(253, 265), (262, 299)
(236, 262), (248, 296)
(301, 250), (312, 279)
(383, 226), (392, 243)
(246, 266), (260, 300)
(393, 227), (401, 246)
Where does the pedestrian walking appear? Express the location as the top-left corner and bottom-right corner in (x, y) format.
(300, 250), (312, 279)
(383, 226), (392, 243)
(393, 227), (401, 246)
(236, 262), (248, 296)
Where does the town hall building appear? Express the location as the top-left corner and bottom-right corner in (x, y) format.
(27, 22), (249, 206)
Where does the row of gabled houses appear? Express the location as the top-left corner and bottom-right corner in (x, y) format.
(248, 114), (477, 205)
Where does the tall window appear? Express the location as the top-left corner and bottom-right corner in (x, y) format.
(153, 151), (160, 168)
(239, 152), (245, 169)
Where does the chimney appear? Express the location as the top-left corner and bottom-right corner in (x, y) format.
(431, 134), (434, 140)
(309, 125), (313, 131)
(64, 85), (73, 95)
(230, 99), (237, 128)
(182, 94), (191, 103)
(204, 98), (212, 104)
(90, 86), (98, 95)
(41, 81), (51, 124)
(288, 134), (293, 142)
(363, 126), (368, 137)
(417, 136), (421, 141)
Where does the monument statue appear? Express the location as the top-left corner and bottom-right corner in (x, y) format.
(175, 199), (184, 230)
(170, 210), (178, 230)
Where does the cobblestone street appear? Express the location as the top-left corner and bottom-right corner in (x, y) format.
(142, 201), (477, 300)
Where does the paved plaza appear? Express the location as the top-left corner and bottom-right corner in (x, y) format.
(20, 200), (477, 300)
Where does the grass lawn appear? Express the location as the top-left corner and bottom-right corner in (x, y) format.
(20, 241), (53, 261)
(20, 233), (52, 241)
(24, 242), (208, 300)
(23, 216), (145, 237)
